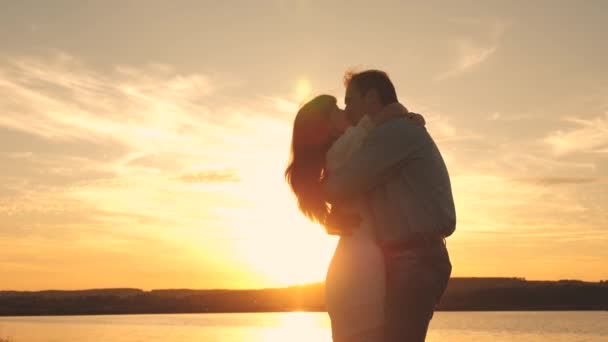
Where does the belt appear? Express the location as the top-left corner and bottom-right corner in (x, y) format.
(382, 233), (445, 253)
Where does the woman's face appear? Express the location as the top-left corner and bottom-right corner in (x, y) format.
(329, 105), (350, 136)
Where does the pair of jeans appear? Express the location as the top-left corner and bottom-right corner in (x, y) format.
(384, 240), (452, 342)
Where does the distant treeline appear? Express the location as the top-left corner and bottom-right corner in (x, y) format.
(1, 278), (607, 316)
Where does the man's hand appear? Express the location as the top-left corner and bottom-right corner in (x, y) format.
(324, 207), (361, 236)
(374, 103), (426, 127)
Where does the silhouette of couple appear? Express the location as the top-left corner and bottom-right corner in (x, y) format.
(286, 70), (455, 342)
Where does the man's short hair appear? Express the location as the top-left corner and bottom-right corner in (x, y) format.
(344, 69), (398, 106)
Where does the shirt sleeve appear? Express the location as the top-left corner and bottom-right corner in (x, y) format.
(323, 118), (427, 202)
(325, 116), (374, 173)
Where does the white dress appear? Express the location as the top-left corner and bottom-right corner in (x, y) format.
(325, 116), (386, 342)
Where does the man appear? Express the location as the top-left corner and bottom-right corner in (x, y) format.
(324, 70), (455, 341)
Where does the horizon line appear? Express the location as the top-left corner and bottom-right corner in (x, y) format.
(3, 277), (607, 293)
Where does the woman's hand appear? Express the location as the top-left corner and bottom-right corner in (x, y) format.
(407, 112), (426, 126)
(374, 103), (426, 127)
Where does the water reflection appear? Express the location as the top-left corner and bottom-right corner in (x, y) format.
(257, 312), (331, 341)
(0, 311), (607, 342)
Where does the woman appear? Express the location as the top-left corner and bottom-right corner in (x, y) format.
(285, 95), (420, 341)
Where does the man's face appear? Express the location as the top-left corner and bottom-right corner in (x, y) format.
(344, 83), (367, 125)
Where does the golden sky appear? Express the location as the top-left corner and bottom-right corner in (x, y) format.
(1, 1), (607, 290)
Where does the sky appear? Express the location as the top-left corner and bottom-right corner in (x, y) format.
(1, 0), (607, 291)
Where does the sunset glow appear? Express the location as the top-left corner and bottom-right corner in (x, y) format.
(1, 1), (607, 291)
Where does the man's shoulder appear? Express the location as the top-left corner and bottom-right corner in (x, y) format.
(371, 117), (429, 142)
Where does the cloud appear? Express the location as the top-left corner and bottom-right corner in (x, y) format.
(0, 52), (291, 244)
(544, 113), (608, 155)
(402, 101), (482, 145)
(511, 177), (597, 186)
(0, 149), (119, 218)
(126, 152), (195, 171)
(436, 43), (496, 81)
(179, 169), (240, 183)
(488, 112), (502, 120)
(435, 21), (507, 81)
(0, 52), (278, 195)
(486, 111), (534, 122)
(0, 52), (227, 151)
(266, 96), (298, 111)
(451, 172), (596, 237)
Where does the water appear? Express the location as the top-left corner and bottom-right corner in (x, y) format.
(0, 311), (606, 342)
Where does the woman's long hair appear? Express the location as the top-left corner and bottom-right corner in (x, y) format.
(285, 95), (337, 225)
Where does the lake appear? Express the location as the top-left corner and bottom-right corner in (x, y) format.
(0, 311), (606, 341)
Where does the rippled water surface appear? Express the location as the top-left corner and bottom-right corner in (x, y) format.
(1, 311), (606, 341)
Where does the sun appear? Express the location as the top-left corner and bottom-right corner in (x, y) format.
(236, 215), (338, 286)
(295, 78), (312, 102)
(215, 126), (338, 288)
(226, 173), (338, 287)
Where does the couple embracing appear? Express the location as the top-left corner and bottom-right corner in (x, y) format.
(285, 70), (455, 342)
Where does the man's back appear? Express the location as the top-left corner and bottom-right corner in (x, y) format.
(368, 117), (455, 244)
(324, 116), (456, 244)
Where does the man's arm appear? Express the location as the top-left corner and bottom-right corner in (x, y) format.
(323, 118), (427, 202)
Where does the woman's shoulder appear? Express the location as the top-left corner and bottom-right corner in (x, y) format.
(326, 129), (355, 170)
(326, 119), (373, 171)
